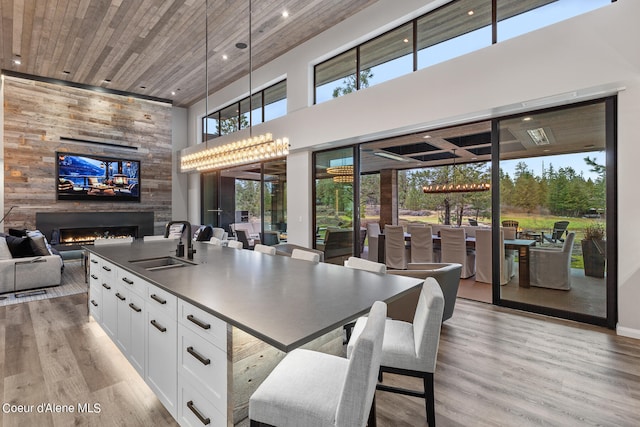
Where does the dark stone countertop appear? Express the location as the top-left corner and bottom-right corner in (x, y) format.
(85, 240), (423, 352)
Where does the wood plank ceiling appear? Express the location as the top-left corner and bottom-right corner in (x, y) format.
(0, 0), (378, 107)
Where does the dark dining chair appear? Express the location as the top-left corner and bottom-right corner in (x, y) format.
(543, 221), (570, 244)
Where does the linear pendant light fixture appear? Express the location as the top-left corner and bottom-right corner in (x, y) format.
(422, 149), (490, 194)
(181, 0), (289, 173)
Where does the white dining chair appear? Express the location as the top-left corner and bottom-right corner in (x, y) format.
(250, 301), (387, 427)
(530, 232), (576, 290)
(384, 225), (406, 270)
(227, 240), (244, 250)
(366, 223), (381, 262)
(440, 227), (475, 278)
(254, 243), (276, 255)
(348, 278), (444, 427)
(408, 224), (433, 264)
(475, 229), (512, 285)
(291, 248), (320, 262)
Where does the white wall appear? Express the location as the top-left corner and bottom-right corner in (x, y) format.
(183, 0), (640, 337)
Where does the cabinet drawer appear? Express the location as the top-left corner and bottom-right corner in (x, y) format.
(178, 300), (227, 351)
(178, 325), (227, 414)
(178, 376), (226, 427)
(116, 268), (147, 297)
(100, 259), (116, 282)
(146, 284), (177, 319)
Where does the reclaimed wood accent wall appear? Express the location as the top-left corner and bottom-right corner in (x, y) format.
(2, 76), (172, 233)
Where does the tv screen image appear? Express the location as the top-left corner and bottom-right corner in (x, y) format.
(57, 152), (141, 202)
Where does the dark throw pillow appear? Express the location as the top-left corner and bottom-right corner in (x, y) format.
(30, 236), (51, 256)
(4, 235), (36, 258)
(9, 228), (28, 237)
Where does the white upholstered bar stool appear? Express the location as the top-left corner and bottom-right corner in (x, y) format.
(254, 244), (276, 255)
(344, 256), (387, 274)
(227, 240), (244, 249)
(409, 224), (433, 263)
(93, 236), (134, 245)
(347, 278), (444, 427)
(249, 301), (387, 427)
(291, 248), (320, 262)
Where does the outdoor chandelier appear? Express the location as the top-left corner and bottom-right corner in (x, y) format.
(423, 182), (490, 193)
(422, 149), (490, 194)
(181, 134), (290, 172)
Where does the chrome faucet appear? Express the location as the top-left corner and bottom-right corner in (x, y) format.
(165, 220), (196, 260)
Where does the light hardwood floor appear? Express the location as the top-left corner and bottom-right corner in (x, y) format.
(1, 291), (639, 426)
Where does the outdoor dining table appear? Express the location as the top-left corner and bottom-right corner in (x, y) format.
(377, 233), (537, 287)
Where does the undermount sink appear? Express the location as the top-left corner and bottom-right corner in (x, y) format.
(129, 256), (197, 271)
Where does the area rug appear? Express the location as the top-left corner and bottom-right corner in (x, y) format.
(0, 260), (87, 307)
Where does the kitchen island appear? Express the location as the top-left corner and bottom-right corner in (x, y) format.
(86, 239), (422, 426)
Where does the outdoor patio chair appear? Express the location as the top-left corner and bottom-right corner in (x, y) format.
(543, 221), (570, 245)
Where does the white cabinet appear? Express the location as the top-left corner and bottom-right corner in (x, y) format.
(146, 283), (178, 418)
(88, 255), (103, 322)
(90, 254), (228, 425)
(115, 268), (146, 377)
(99, 260), (117, 338)
(127, 291), (146, 376)
(177, 300), (227, 426)
(178, 376), (226, 427)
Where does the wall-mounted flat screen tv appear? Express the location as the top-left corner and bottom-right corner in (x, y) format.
(56, 152), (141, 202)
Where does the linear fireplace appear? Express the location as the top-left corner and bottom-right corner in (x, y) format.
(57, 226), (138, 245)
(36, 211), (154, 249)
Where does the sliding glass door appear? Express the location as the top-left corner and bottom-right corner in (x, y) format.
(496, 99), (615, 326)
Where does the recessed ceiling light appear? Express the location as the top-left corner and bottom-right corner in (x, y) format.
(403, 38), (409, 43)
(140, 85), (146, 89)
(543, 149), (550, 152)
(236, 42), (247, 49)
(62, 70), (71, 75)
(522, 116), (533, 121)
(13, 58), (21, 65)
(282, 11), (289, 18)
(171, 91), (176, 96)
(468, 10), (474, 16)
(584, 144), (595, 149)
(222, 54), (228, 60)
(104, 79), (111, 83)
(423, 135), (431, 139)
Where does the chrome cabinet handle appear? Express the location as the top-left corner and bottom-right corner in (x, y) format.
(129, 303), (142, 313)
(90, 300), (98, 307)
(102, 265), (111, 272)
(187, 314), (211, 330)
(91, 259), (98, 264)
(187, 346), (211, 366)
(116, 293), (126, 301)
(102, 283), (111, 290)
(90, 274), (98, 280)
(121, 277), (134, 285)
(187, 400), (210, 425)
